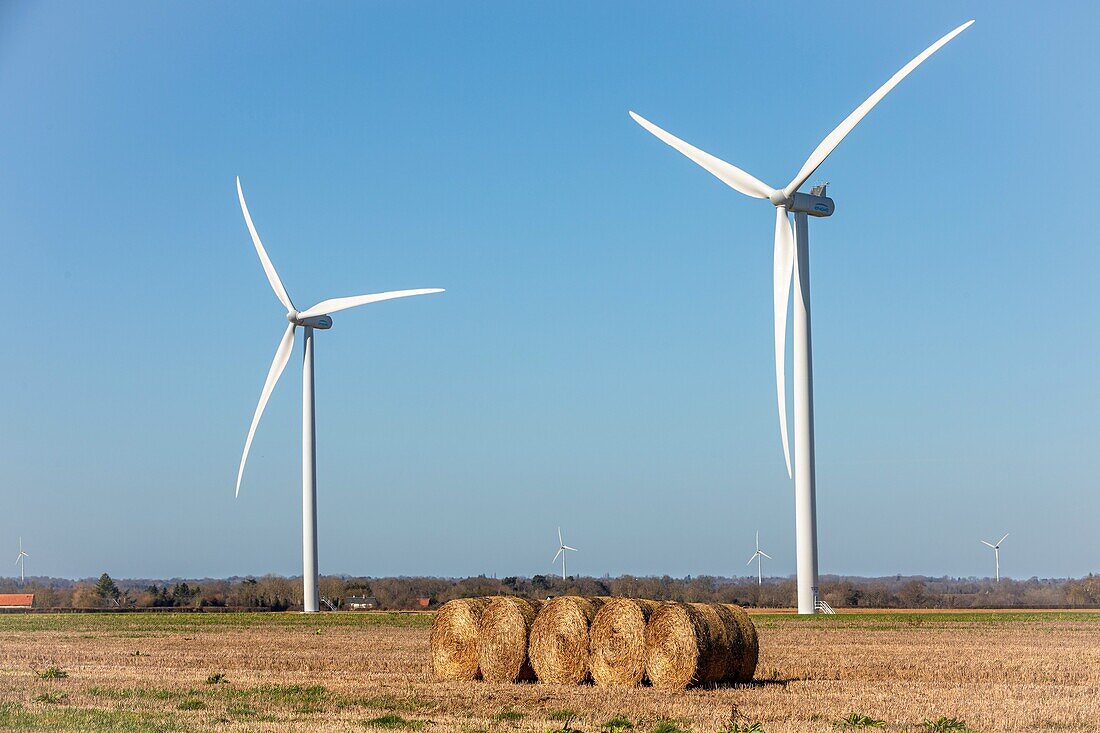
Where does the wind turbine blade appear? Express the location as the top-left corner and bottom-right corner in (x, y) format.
(236, 177), (295, 313)
(558, 527), (563, 545)
(782, 20), (974, 198)
(629, 111), (774, 199)
(746, 554), (756, 566)
(298, 288), (444, 319)
(997, 533), (1009, 546)
(235, 323), (296, 497)
(553, 548), (563, 563)
(562, 545), (578, 552)
(773, 206), (795, 478)
(980, 540), (995, 548)
(759, 551), (773, 560)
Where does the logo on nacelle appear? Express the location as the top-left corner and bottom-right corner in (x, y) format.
(813, 203), (829, 213)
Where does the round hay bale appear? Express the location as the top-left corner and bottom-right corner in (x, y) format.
(529, 596), (609, 684)
(430, 597), (492, 681)
(723, 604), (759, 682)
(644, 602), (745, 690)
(478, 596), (543, 683)
(589, 598), (659, 687)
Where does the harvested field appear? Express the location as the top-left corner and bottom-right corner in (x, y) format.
(1, 610), (1099, 732)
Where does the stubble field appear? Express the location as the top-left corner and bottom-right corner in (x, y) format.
(1, 610), (1098, 733)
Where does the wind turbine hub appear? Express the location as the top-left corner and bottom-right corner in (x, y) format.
(286, 311), (334, 329)
(768, 190), (791, 207)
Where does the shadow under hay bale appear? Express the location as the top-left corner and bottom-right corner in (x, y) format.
(431, 597), (493, 681)
(478, 596), (543, 683)
(644, 601), (747, 690)
(529, 596), (609, 684)
(589, 597), (660, 687)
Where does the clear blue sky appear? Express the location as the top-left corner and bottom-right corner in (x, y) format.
(1, 1), (1097, 581)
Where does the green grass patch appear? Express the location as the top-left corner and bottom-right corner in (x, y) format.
(833, 713), (885, 729)
(33, 666), (68, 680)
(225, 702), (257, 717)
(0, 702), (184, 732)
(725, 724), (763, 733)
(222, 683), (330, 706)
(86, 687), (182, 701)
(751, 611), (1100, 628)
(602, 716), (634, 733)
(87, 682), (332, 710)
(174, 699), (206, 711)
(494, 710), (527, 722)
(544, 711), (583, 733)
(32, 692), (68, 704)
(918, 718), (975, 733)
(652, 720), (687, 733)
(364, 714), (428, 730)
(0, 611), (432, 635)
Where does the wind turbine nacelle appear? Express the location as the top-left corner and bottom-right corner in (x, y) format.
(789, 192), (835, 218)
(297, 315), (333, 329)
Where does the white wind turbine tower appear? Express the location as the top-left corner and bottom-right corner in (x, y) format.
(981, 533), (1009, 582)
(233, 177), (444, 613)
(631, 21), (973, 614)
(553, 527), (578, 580)
(746, 531), (772, 586)
(14, 538), (28, 585)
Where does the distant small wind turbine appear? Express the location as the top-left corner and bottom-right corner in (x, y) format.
(15, 538), (28, 585)
(746, 531), (772, 586)
(552, 527), (578, 580)
(981, 533), (1009, 582)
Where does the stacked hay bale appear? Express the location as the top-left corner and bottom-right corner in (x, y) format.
(588, 598), (659, 686)
(644, 602), (757, 689)
(478, 596), (543, 682)
(528, 596), (609, 684)
(431, 597), (492, 681)
(429, 596), (758, 689)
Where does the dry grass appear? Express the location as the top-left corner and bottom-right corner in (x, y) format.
(1, 610), (1098, 732)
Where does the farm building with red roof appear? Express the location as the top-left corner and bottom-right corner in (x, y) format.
(0, 593), (34, 608)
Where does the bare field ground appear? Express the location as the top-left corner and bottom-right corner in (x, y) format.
(1, 610), (1098, 733)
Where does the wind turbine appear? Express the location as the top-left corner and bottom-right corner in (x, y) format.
(981, 533), (1009, 582)
(233, 177), (444, 613)
(630, 21), (973, 614)
(552, 527), (577, 580)
(746, 531), (772, 586)
(14, 538), (28, 585)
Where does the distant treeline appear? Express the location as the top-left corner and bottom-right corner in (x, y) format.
(3, 573), (1099, 611)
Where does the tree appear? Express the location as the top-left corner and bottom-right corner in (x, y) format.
(72, 583), (101, 608)
(94, 573), (120, 603)
(899, 579), (926, 608)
